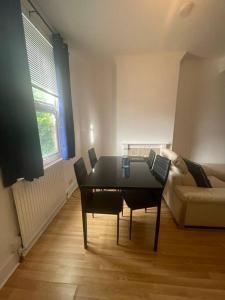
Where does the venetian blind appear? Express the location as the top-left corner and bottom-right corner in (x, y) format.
(22, 14), (57, 95)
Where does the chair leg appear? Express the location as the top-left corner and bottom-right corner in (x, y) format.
(122, 204), (124, 217)
(82, 211), (87, 249)
(154, 204), (161, 251)
(117, 214), (119, 245)
(129, 209), (133, 240)
(145, 208), (147, 213)
(92, 213), (94, 218)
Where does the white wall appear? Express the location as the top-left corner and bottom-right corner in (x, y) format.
(69, 51), (102, 170)
(173, 54), (225, 164)
(115, 53), (183, 154)
(93, 61), (117, 156)
(0, 178), (20, 287)
(69, 51), (117, 165)
(51, 50), (111, 190)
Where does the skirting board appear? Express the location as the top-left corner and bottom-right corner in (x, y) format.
(0, 254), (19, 289)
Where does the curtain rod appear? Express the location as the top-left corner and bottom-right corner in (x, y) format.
(27, 0), (55, 34)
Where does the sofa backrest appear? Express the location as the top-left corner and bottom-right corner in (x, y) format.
(160, 149), (188, 174)
(160, 149), (196, 187)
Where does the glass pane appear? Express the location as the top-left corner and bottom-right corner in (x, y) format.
(36, 111), (59, 157)
(32, 87), (57, 106)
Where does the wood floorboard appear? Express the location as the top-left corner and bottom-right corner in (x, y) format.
(1, 189), (225, 299)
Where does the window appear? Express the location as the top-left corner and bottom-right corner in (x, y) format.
(22, 14), (59, 163)
(33, 87), (59, 157)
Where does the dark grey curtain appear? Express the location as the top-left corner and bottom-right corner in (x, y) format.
(0, 0), (44, 187)
(52, 34), (75, 160)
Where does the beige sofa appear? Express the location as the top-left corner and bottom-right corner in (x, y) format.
(161, 149), (225, 227)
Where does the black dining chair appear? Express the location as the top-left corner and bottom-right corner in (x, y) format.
(122, 155), (171, 251)
(147, 149), (156, 169)
(88, 148), (98, 169)
(145, 149), (156, 213)
(74, 158), (123, 248)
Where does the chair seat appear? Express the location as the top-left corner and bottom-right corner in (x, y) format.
(122, 189), (161, 210)
(86, 191), (123, 214)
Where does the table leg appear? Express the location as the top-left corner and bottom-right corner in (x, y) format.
(129, 209), (133, 240)
(82, 211), (87, 249)
(154, 204), (161, 251)
(117, 214), (119, 245)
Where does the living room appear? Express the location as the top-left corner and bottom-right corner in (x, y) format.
(1, 0), (225, 299)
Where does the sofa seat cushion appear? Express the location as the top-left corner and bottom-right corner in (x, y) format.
(174, 185), (225, 204)
(208, 176), (225, 188)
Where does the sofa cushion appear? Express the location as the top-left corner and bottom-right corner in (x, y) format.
(160, 149), (188, 174)
(173, 156), (188, 174)
(169, 168), (197, 186)
(160, 148), (178, 161)
(184, 159), (212, 188)
(208, 176), (225, 188)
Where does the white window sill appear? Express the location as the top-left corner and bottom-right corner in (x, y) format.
(43, 154), (62, 170)
(15, 154), (63, 184)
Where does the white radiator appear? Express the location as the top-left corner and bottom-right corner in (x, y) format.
(12, 160), (67, 254)
(121, 143), (171, 156)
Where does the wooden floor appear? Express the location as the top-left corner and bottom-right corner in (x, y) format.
(1, 189), (225, 299)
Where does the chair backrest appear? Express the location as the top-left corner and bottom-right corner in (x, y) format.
(74, 158), (88, 186)
(148, 149), (156, 169)
(152, 155), (171, 186)
(88, 148), (98, 169)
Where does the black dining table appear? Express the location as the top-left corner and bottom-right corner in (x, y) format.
(79, 156), (164, 250)
(80, 156), (162, 190)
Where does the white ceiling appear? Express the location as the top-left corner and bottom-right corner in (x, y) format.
(35, 0), (225, 58)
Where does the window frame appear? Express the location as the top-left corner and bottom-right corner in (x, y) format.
(22, 13), (61, 166)
(33, 85), (61, 166)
